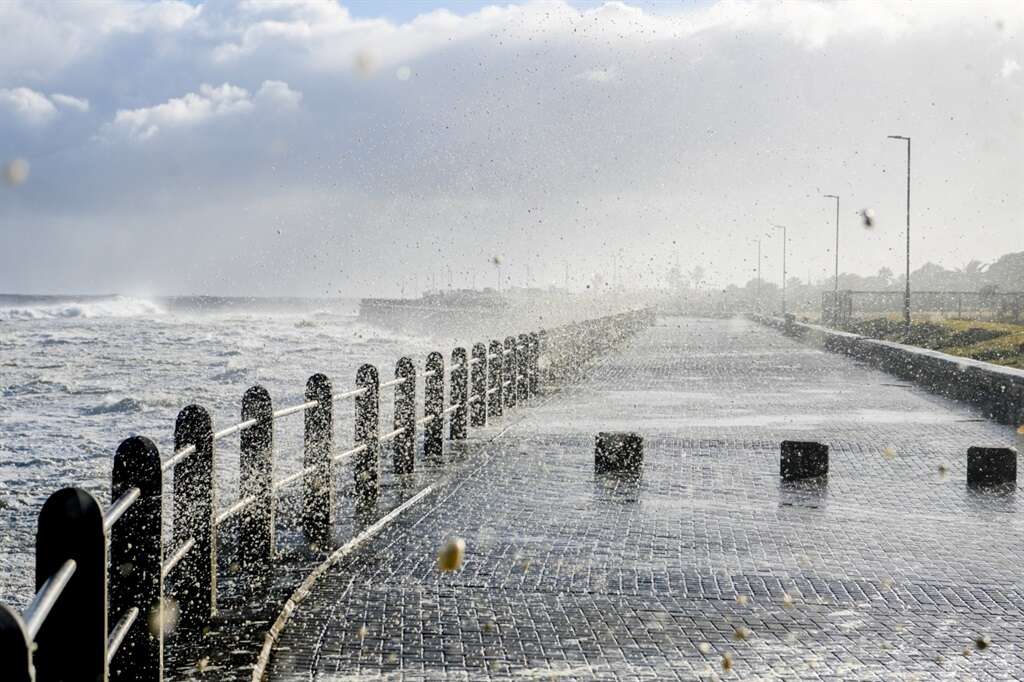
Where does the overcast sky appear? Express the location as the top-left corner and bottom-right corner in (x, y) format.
(1, 0), (1021, 297)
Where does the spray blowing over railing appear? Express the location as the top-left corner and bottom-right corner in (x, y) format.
(0, 308), (655, 682)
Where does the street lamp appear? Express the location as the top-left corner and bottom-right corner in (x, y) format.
(822, 194), (839, 324)
(749, 238), (762, 311)
(887, 135), (911, 330)
(770, 223), (787, 315)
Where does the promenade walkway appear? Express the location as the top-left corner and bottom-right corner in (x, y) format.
(265, 317), (1023, 680)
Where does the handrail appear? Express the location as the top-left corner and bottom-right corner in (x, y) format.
(161, 444), (195, 472)
(270, 400), (318, 419)
(161, 537), (194, 580)
(270, 467), (310, 493)
(333, 386), (369, 402)
(23, 559), (76, 639)
(104, 486), (140, 532)
(420, 364), (464, 379)
(380, 426), (406, 443)
(162, 398), (323, 472)
(415, 414), (436, 426)
(331, 442), (367, 464)
(215, 495), (257, 527)
(380, 376), (410, 389)
(219, 439), (370, 525)
(106, 606), (139, 664)
(269, 442), (368, 494)
(213, 418), (259, 441)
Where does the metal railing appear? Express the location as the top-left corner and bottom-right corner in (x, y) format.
(0, 309), (653, 681)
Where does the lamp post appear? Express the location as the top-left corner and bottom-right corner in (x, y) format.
(823, 194), (839, 324)
(749, 238), (762, 311)
(887, 135), (911, 331)
(755, 238), (761, 311)
(770, 224), (787, 315)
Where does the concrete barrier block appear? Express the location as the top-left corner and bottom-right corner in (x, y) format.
(967, 447), (1016, 488)
(780, 441), (829, 481)
(595, 432), (643, 473)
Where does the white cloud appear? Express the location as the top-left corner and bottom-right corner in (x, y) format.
(0, 87), (91, 125)
(111, 81), (300, 140)
(1, 0), (1023, 295)
(1001, 57), (1021, 79)
(0, 87), (57, 125)
(0, 1), (200, 83)
(51, 93), (90, 112)
(255, 80), (302, 109)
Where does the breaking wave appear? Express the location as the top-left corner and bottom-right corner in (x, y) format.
(0, 296), (164, 322)
(81, 397), (144, 416)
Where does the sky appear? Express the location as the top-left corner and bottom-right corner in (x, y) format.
(0, 0), (1021, 297)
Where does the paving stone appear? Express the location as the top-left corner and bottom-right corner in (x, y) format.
(250, 317), (1024, 679)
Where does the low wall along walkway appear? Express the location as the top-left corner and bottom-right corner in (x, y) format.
(753, 313), (1024, 428)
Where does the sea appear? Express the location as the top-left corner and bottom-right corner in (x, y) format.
(0, 294), (442, 608)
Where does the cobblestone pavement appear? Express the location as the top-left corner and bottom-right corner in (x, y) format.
(267, 317), (1024, 681)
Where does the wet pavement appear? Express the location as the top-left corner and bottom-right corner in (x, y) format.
(266, 316), (1023, 680)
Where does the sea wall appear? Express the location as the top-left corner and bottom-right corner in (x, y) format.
(750, 313), (1024, 427)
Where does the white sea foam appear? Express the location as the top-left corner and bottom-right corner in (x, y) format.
(0, 303), (434, 609)
(0, 296), (165, 321)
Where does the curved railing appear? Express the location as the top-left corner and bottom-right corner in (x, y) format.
(0, 308), (655, 681)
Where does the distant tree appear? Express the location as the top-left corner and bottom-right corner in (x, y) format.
(665, 264), (686, 291)
(911, 262), (958, 290)
(984, 251), (1024, 291)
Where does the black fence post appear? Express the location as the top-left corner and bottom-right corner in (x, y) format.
(488, 340), (503, 419)
(503, 336), (517, 409)
(35, 487), (107, 681)
(393, 357), (416, 475)
(470, 343), (487, 427)
(354, 365), (380, 505)
(240, 386), (274, 564)
(450, 348), (468, 440)
(517, 333), (530, 402)
(110, 436), (163, 681)
(172, 404), (216, 637)
(424, 352), (444, 460)
(303, 374), (333, 548)
(0, 605), (31, 682)
(529, 332), (540, 396)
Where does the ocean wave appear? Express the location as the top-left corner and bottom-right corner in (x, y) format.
(345, 322), (427, 347)
(0, 296), (164, 322)
(2, 379), (71, 397)
(211, 367), (249, 383)
(81, 397), (144, 416)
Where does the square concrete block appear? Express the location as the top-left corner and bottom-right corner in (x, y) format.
(780, 441), (829, 481)
(595, 432), (643, 473)
(967, 447), (1016, 488)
